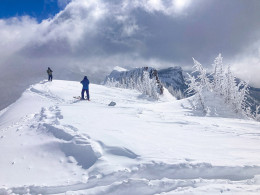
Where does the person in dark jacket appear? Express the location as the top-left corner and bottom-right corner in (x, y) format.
(80, 76), (90, 100)
(47, 67), (53, 81)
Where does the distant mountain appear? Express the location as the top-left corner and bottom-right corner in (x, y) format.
(157, 67), (187, 90)
(157, 67), (188, 99)
(230, 78), (260, 113)
(246, 86), (260, 114)
(104, 67), (164, 95)
(104, 66), (260, 109)
(104, 66), (189, 99)
(184, 70), (260, 114)
(249, 87), (260, 103)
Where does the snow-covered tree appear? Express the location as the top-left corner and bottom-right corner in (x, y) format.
(255, 106), (260, 121)
(105, 78), (119, 87)
(186, 72), (206, 112)
(192, 58), (211, 90)
(187, 54), (252, 117)
(212, 54), (225, 95)
(105, 69), (160, 99)
(138, 71), (159, 99)
(167, 86), (185, 100)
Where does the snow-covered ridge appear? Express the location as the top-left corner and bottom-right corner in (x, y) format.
(158, 66), (187, 91)
(113, 66), (128, 72)
(105, 66), (188, 100)
(104, 66), (164, 99)
(1, 80), (260, 194)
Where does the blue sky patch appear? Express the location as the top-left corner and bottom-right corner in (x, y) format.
(0, 0), (68, 22)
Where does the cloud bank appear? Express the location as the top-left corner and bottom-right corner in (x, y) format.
(0, 0), (260, 109)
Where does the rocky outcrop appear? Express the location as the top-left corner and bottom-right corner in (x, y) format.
(158, 67), (188, 99)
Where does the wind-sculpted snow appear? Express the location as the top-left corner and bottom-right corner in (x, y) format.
(3, 163), (260, 194)
(98, 141), (139, 159)
(0, 80), (260, 194)
(35, 105), (100, 170)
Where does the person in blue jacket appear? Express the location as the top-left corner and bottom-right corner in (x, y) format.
(80, 76), (90, 100)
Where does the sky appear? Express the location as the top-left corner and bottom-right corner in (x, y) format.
(0, 0), (260, 109)
(0, 0), (63, 21)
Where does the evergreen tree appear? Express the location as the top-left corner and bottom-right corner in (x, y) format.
(105, 69), (160, 99)
(188, 54), (252, 117)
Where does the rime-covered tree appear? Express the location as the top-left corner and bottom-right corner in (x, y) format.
(186, 73), (206, 112)
(105, 69), (160, 99)
(167, 86), (184, 100)
(255, 106), (260, 121)
(192, 58), (211, 90)
(212, 54), (225, 95)
(187, 54), (251, 117)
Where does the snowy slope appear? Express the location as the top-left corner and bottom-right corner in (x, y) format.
(0, 80), (260, 194)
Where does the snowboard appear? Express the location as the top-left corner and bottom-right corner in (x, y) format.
(73, 96), (82, 100)
(73, 96), (90, 101)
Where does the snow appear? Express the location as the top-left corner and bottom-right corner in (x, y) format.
(0, 80), (260, 194)
(113, 66), (127, 72)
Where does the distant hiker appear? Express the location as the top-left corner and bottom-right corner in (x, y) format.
(80, 76), (90, 100)
(47, 67), (53, 81)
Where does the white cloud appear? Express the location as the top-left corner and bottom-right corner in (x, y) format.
(0, 16), (38, 60)
(0, 0), (192, 63)
(0, 0), (260, 94)
(57, 0), (71, 8)
(174, 0), (191, 12)
(231, 43), (260, 88)
(128, 0), (191, 15)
